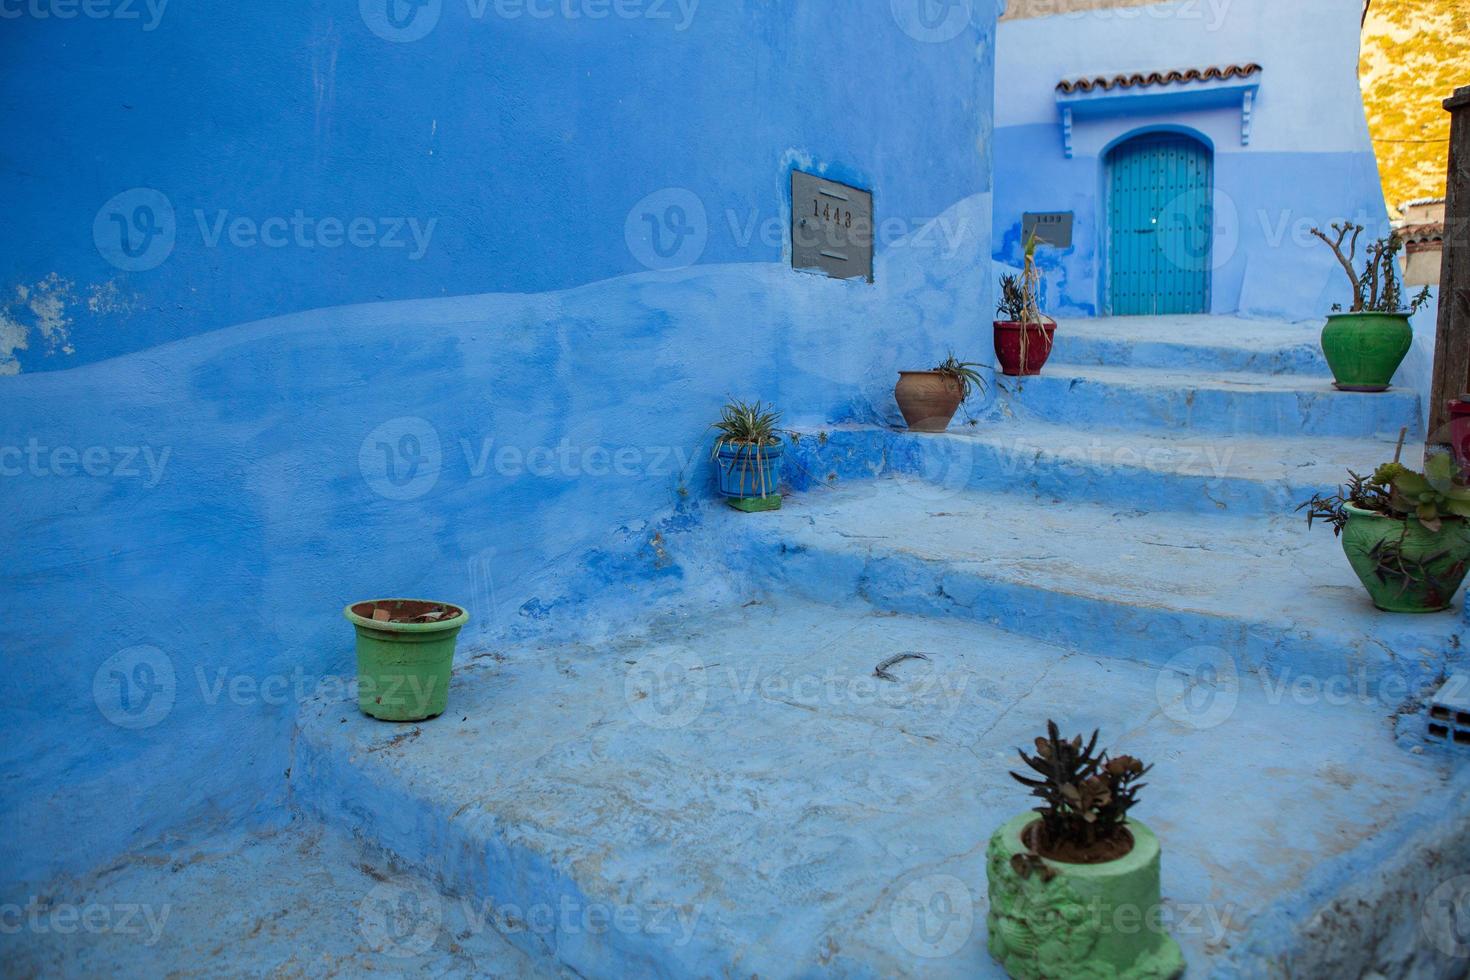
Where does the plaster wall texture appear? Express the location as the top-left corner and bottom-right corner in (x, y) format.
(0, 3), (1001, 889)
(992, 0), (1391, 324)
(0, 1), (997, 373)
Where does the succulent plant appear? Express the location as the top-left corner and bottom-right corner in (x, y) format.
(1302, 453), (1470, 535)
(1009, 721), (1150, 854)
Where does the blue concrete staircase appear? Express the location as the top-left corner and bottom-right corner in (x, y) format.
(279, 316), (1467, 978)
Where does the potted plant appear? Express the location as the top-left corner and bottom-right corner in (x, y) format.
(712, 398), (784, 512)
(894, 353), (988, 432)
(987, 722), (1183, 980)
(1310, 222), (1432, 391)
(343, 599), (469, 721)
(1300, 450), (1470, 612)
(994, 232), (1056, 377)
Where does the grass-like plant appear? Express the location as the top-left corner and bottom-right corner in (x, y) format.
(711, 399), (782, 455)
(1010, 721), (1150, 862)
(933, 352), (988, 402)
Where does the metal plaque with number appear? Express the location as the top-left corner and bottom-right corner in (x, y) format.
(1022, 211), (1074, 248)
(791, 171), (874, 282)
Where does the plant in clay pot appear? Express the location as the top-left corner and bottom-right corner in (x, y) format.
(893, 352), (988, 433)
(343, 599), (469, 722)
(1311, 221), (1432, 391)
(1300, 442), (1470, 612)
(986, 721), (1182, 980)
(994, 231), (1057, 377)
(711, 398), (784, 512)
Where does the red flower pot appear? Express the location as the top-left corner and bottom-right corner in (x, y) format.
(993, 320), (1056, 377)
(1449, 398), (1470, 478)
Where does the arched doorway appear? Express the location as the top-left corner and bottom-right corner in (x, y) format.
(1106, 132), (1213, 315)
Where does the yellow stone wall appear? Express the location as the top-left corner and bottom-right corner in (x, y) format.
(1360, 0), (1470, 218)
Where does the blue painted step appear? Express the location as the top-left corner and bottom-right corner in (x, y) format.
(784, 425), (1412, 517)
(732, 480), (1465, 698)
(1047, 315), (1329, 375)
(995, 364), (1421, 439)
(291, 597), (1459, 979)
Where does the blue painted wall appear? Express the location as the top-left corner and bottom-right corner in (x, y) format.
(991, 0), (1389, 322)
(1, 0), (993, 373)
(0, 2), (1000, 887)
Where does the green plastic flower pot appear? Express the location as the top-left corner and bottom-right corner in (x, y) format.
(986, 814), (1183, 980)
(1320, 311), (1413, 392)
(1340, 505), (1470, 613)
(344, 599), (468, 721)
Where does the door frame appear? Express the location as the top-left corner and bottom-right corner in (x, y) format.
(1099, 125), (1216, 316)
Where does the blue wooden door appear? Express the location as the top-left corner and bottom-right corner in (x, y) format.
(1107, 134), (1212, 315)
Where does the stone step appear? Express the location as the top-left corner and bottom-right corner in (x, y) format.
(733, 479), (1465, 696)
(6, 821), (561, 978)
(785, 424), (1413, 516)
(291, 597), (1458, 979)
(1047, 315), (1328, 375)
(994, 363), (1421, 439)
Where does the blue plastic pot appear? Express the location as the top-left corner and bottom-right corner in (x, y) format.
(715, 440), (783, 510)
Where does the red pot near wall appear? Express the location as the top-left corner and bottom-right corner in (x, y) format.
(1448, 398), (1470, 477)
(993, 321), (1056, 377)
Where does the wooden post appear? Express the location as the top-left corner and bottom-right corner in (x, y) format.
(1426, 85), (1470, 450)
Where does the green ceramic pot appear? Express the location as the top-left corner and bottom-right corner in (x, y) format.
(344, 599), (468, 721)
(986, 814), (1183, 980)
(1340, 505), (1470, 613)
(1320, 311), (1413, 392)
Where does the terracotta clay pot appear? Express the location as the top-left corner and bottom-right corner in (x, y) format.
(994, 320), (1056, 376)
(894, 371), (964, 432)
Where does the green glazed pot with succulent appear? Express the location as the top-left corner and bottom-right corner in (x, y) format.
(344, 599), (469, 721)
(1301, 452), (1470, 612)
(987, 722), (1182, 980)
(1311, 222), (1432, 392)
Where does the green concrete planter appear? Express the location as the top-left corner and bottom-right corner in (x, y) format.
(986, 814), (1183, 980)
(1320, 311), (1413, 392)
(1340, 505), (1470, 613)
(344, 599), (468, 721)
